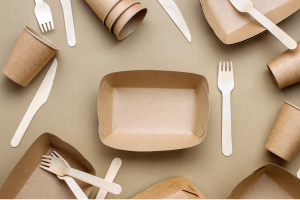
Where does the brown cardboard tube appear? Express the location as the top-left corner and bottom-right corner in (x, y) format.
(113, 3), (147, 40)
(265, 101), (300, 162)
(106, 0), (139, 33)
(2, 26), (59, 87)
(85, 0), (120, 24)
(267, 41), (300, 89)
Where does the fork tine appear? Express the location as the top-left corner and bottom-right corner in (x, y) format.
(40, 165), (49, 170)
(42, 155), (51, 159)
(42, 158), (51, 162)
(50, 20), (54, 29)
(230, 61), (233, 72)
(47, 22), (51, 31)
(219, 62), (222, 72)
(223, 61), (226, 71)
(44, 24), (48, 32)
(50, 153), (56, 157)
(227, 62), (230, 71)
(53, 150), (62, 159)
(41, 161), (51, 167)
(39, 24), (45, 33)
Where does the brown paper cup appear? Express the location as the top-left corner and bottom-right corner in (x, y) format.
(267, 41), (300, 89)
(113, 3), (147, 40)
(106, 0), (139, 33)
(265, 101), (300, 162)
(3, 26), (59, 87)
(85, 0), (120, 24)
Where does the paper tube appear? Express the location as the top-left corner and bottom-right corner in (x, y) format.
(85, 0), (120, 24)
(113, 3), (147, 40)
(2, 26), (59, 87)
(265, 101), (300, 162)
(267, 41), (300, 89)
(106, 0), (139, 33)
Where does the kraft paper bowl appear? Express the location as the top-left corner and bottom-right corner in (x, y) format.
(112, 3), (147, 40)
(85, 0), (120, 24)
(265, 101), (300, 162)
(106, 0), (139, 33)
(267, 41), (300, 89)
(2, 26), (59, 87)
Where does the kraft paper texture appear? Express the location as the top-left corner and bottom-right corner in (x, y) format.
(0, 0), (300, 199)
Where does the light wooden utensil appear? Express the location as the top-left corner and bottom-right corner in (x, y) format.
(51, 151), (88, 199)
(96, 158), (122, 199)
(34, 0), (54, 32)
(11, 59), (58, 148)
(40, 156), (122, 195)
(218, 61), (234, 157)
(228, 0), (297, 50)
(59, 0), (76, 47)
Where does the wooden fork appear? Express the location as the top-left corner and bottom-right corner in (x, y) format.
(40, 156), (122, 195)
(34, 0), (54, 32)
(51, 151), (88, 199)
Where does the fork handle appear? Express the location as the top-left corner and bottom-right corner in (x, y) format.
(66, 168), (122, 195)
(248, 7), (297, 50)
(222, 93), (232, 157)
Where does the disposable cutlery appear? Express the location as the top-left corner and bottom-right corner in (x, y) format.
(51, 151), (88, 199)
(158, 0), (191, 42)
(34, 0), (54, 32)
(11, 59), (58, 148)
(228, 0), (297, 50)
(96, 158), (122, 199)
(218, 61), (234, 157)
(40, 156), (122, 195)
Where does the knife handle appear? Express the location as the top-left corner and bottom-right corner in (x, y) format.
(60, 0), (76, 47)
(63, 176), (88, 199)
(96, 158), (122, 199)
(11, 103), (39, 148)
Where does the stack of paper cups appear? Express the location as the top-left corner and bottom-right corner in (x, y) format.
(85, 0), (147, 40)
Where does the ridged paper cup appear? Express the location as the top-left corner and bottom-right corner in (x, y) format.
(113, 3), (147, 40)
(3, 26), (59, 87)
(267, 41), (300, 89)
(265, 101), (300, 162)
(106, 0), (139, 33)
(85, 0), (120, 24)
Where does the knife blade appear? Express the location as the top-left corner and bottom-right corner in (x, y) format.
(158, 0), (191, 42)
(11, 58), (58, 148)
(59, 0), (76, 47)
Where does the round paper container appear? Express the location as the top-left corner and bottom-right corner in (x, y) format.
(85, 0), (120, 24)
(113, 3), (147, 40)
(267, 41), (300, 89)
(2, 26), (59, 87)
(106, 0), (139, 33)
(265, 101), (300, 162)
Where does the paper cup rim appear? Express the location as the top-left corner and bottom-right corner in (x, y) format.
(284, 101), (300, 111)
(102, 0), (120, 25)
(107, 2), (140, 33)
(115, 7), (147, 40)
(24, 26), (60, 51)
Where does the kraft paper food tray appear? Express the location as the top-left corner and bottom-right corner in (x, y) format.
(227, 164), (300, 199)
(97, 70), (210, 152)
(132, 177), (206, 199)
(0, 133), (95, 199)
(199, 0), (300, 44)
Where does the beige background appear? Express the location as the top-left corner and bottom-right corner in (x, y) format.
(0, 0), (300, 199)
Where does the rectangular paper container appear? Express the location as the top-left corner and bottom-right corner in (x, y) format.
(0, 133), (96, 199)
(199, 0), (300, 44)
(97, 70), (210, 152)
(227, 164), (300, 199)
(132, 177), (206, 199)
